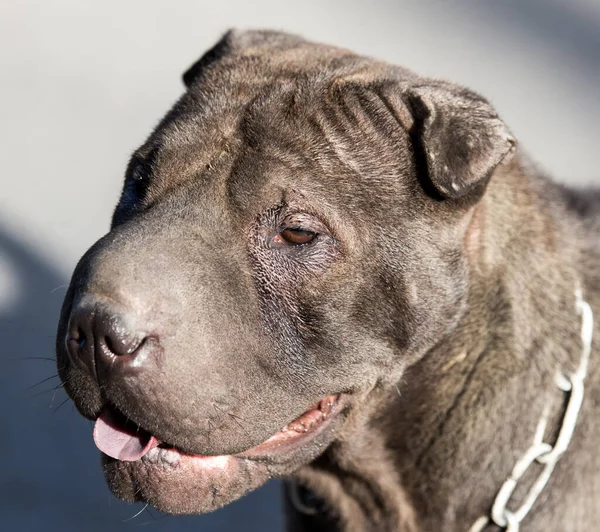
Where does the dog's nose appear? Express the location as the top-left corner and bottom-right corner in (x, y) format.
(65, 301), (154, 381)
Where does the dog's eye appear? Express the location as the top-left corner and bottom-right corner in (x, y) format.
(131, 163), (148, 183)
(275, 228), (317, 246)
(126, 159), (152, 201)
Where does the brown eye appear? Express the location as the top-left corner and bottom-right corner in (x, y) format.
(275, 228), (317, 246)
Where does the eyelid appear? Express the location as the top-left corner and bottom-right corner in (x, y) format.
(127, 159), (149, 182)
(283, 226), (316, 233)
(281, 214), (328, 234)
(127, 147), (159, 183)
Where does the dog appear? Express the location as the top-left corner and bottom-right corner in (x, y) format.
(56, 29), (600, 531)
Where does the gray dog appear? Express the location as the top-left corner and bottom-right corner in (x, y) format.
(56, 30), (600, 531)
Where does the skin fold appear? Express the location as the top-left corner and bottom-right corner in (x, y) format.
(56, 30), (600, 531)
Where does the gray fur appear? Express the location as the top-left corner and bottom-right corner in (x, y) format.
(56, 29), (600, 530)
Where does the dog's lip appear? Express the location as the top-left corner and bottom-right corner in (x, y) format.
(236, 394), (341, 459)
(96, 394), (343, 464)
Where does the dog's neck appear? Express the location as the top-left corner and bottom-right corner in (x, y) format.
(289, 158), (593, 532)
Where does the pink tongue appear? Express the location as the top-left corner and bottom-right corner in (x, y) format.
(93, 411), (160, 461)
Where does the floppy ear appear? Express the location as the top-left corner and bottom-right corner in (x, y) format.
(183, 29), (306, 88)
(403, 84), (516, 199)
(182, 31), (235, 87)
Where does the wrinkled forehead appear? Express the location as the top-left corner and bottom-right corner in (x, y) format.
(222, 80), (416, 212)
(133, 74), (415, 226)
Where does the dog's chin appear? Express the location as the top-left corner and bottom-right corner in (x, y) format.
(101, 394), (346, 515)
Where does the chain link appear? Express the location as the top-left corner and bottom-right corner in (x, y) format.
(469, 288), (593, 532)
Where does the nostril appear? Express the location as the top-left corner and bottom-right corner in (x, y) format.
(65, 308), (96, 378)
(65, 327), (87, 354)
(103, 334), (115, 356)
(76, 327), (86, 349)
(98, 328), (144, 358)
(66, 300), (157, 382)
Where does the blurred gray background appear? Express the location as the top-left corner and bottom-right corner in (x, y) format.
(1, 0), (599, 530)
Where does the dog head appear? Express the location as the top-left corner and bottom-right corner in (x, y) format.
(56, 29), (515, 514)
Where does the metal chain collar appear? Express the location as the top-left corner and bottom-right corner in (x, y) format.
(469, 288), (594, 532)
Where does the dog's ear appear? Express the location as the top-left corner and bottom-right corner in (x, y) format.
(182, 31), (235, 87)
(183, 29), (305, 88)
(403, 84), (516, 200)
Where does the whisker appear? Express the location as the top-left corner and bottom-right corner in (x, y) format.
(26, 374), (59, 392)
(134, 507), (169, 526)
(50, 387), (63, 409)
(52, 396), (71, 414)
(9, 356), (57, 362)
(123, 503), (149, 522)
(206, 419), (216, 443)
(212, 403), (248, 433)
(25, 382), (65, 400)
(50, 284), (69, 293)
(227, 411), (247, 423)
(146, 507), (164, 520)
(135, 518), (169, 526)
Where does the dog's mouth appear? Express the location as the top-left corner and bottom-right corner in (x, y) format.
(93, 394), (342, 466)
